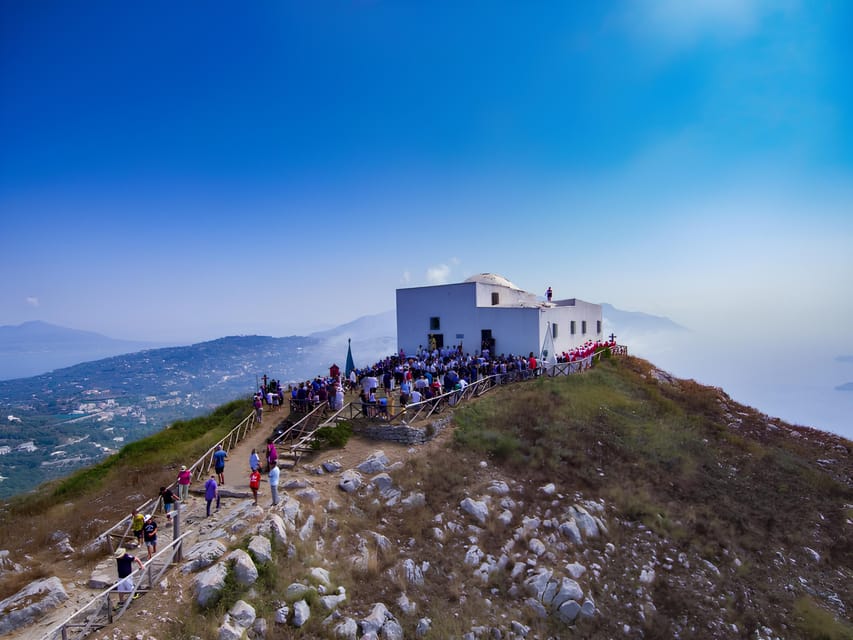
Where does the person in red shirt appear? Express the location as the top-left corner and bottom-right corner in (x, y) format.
(249, 468), (261, 505)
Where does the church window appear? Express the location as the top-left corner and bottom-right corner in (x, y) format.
(491, 292), (500, 305)
(597, 320), (602, 334)
(552, 324), (558, 338)
(582, 321), (587, 335)
(430, 317), (441, 330)
(570, 321), (576, 335)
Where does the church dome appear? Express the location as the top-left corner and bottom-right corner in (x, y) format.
(464, 273), (521, 290)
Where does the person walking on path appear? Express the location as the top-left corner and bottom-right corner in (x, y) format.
(176, 465), (192, 501)
(213, 444), (228, 485)
(249, 467), (261, 505)
(268, 461), (280, 506)
(266, 439), (278, 473)
(131, 509), (145, 548)
(142, 515), (158, 560)
(204, 474), (220, 517)
(114, 547), (144, 607)
(159, 486), (180, 521)
(249, 449), (260, 472)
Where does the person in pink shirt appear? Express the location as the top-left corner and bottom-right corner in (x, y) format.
(176, 465), (192, 501)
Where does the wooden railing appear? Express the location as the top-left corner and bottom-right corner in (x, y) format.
(43, 532), (191, 640)
(97, 409), (259, 555)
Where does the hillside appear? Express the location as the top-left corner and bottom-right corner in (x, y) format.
(0, 355), (850, 639)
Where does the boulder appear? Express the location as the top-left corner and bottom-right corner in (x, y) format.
(402, 492), (426, 509)
(296, 488), (321, 504)
(298, 514), (315, 541)
(380, 618), (404, 640)
(0, 577), (69, 635)
(218, 616), (244, 640)
(416, 618), (432, 637)
(309, 567), (332, 588)
(334, 616), (359, 639)
(229, 599), (257, 628)
(274, 605), (289, 624)
(360, 602), (391, 635)
(487, 480), (510, 496)
(267, 514), (288, 545)
(292, 599), (310, 627)
(460, 498), (489, 524)
(0, 549), (23, 574)
(357, 451), (390, 474)
(194, 562), (229, 607)
(280, 496), (301, 531)
(403, 558), (424, 586)
(323, 460), (343, 473)
(248, 536), (272, 565)
(183, 540), (228, 573)
(228, 549), (259, 586)
(339, 470), (363, 493)
(557, 599), (581, 623)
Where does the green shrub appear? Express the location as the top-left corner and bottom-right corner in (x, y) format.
(311, 420), (353, 450)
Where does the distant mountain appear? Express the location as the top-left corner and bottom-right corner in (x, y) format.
(0, 321), (170, 381)
(599, 303), (688, 336)
(0, 312), (397, 499)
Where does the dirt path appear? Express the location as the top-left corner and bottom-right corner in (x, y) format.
(9, 399), (453, 640)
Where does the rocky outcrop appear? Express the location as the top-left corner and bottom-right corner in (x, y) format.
(0, 576), (69, 635)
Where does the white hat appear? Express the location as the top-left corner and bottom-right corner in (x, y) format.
(114, 547), (126, 558)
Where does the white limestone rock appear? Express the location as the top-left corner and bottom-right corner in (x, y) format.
(0, 549), (23, 574)
(194, 563), (229, 608)
(183, 540), (228, 574)
(309, 567), (332, 588)
(529, 538), (546, 556)
(498, 510), (513, 526)
(357, 451), (390, 474)
(381, 618), (404, 640)
(540, 483), (556, 495)
(397, 592), (417, 615)
(267, 514), (288, 546)
(227, 549), (259, 586)
(460, 497), (489, 524)
(487, 480), (511, 495)
(570, 506), (599, 539)
(298, 514), (315, 541)
(292, 599), (311, 627)
(218, 616), (244, 640)
(403, 558), (425, 585)
(360, 602), (391, 635)
(559, 520), (582, 546)
(565, 562), (586, 579)
(280, 496), (301, 531)
(339, 470), (364, 493)
(274, 604), (290, 624)
(323, 460), (343, 473)
(416, 618), (432, 637)
(0, 577), (69, 635)
(402, 492), (426, 509)
(557, 599), (581, 623)
(334, 617), (359, 639)
(248, 536), (272, 565)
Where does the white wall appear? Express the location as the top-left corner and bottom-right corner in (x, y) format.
(397, 282), (602, 358)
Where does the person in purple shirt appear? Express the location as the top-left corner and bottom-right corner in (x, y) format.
(204, 474), (220, 517)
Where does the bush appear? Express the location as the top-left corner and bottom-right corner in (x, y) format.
(311, 421), (353, 450)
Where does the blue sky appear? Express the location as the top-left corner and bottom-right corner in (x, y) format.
(2, 1), (852, 352)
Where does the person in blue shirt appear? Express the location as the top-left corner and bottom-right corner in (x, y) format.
(213, 445), (228, 485)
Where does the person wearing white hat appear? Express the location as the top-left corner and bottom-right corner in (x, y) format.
(114, 547), (144, 606)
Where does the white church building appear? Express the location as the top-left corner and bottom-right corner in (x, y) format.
(396, 273), (603, 358)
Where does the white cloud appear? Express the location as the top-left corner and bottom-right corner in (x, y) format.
(620, 0), (788, 46)
(401, 270), (411, 284)
(426, 264), (452, 285)
(25, 296), (39, 307)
